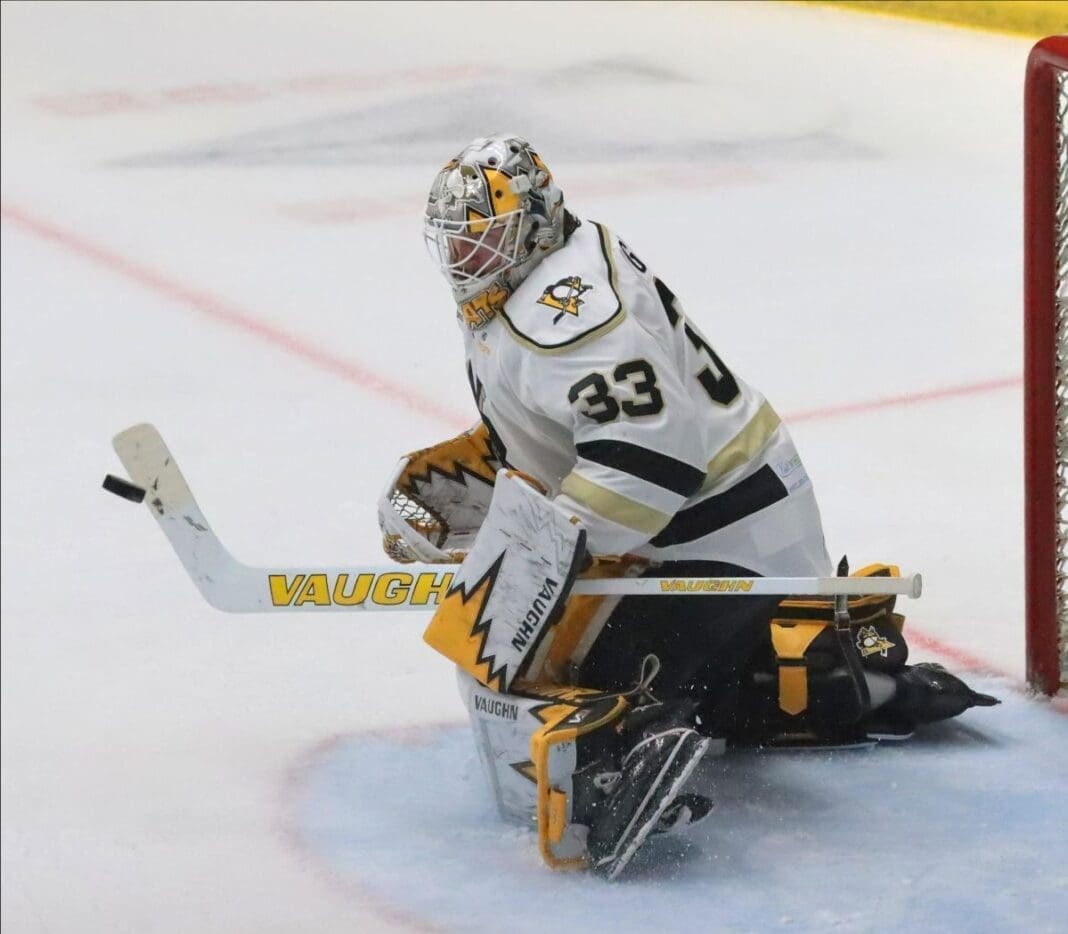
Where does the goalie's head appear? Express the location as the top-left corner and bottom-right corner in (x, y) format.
(424, 134), (566, 305)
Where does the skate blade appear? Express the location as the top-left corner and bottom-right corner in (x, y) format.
(602, 734), (712, 881)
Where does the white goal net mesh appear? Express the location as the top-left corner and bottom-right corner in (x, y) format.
(1057, 68), (1068, 679)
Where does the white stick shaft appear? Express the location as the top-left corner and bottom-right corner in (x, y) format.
(112, 423), (922, 613)
(572, 575), (922, 599)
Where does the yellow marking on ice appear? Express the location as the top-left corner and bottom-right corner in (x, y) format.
(794, 1), (1067, 38)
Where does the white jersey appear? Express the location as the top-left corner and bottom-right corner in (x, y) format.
(461, 219), (832, 578)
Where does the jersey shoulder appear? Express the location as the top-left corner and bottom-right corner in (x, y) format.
(498, 220), (628, 354)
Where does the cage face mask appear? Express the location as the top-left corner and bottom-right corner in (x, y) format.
(424, 134), (565, 306)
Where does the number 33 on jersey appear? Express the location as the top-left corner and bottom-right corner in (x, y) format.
(460, 219), (831, 576)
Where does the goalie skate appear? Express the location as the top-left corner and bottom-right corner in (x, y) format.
(586, 717), (712, 880)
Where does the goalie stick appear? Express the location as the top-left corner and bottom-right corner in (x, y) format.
(106, 423), (923, 613)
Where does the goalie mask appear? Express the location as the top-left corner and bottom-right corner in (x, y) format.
(424, 134), (567, 306)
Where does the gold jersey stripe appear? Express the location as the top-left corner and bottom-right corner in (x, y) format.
(701, 400), (782, 492)
(560, 472), (672, 535)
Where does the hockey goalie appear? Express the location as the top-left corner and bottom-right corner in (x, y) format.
(378, 135), (997, 879)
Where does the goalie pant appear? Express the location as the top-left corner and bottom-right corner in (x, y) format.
(417, 456), (998, 873)
(457, 561), (998, 874)
(458, 668), (717, 876)
(421, 470), (777, 872)
(455, 557), (774, 873)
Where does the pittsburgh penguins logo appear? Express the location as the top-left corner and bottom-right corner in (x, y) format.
(856, 625), (896, 658)
(536, 276), (593, 323)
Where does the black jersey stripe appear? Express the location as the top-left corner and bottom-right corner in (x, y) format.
(650, 464), (789, 547)
(575, 439), (706, 497)
(654, 277), (681, 328)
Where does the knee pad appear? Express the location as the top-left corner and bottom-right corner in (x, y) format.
(764, 564), (909, 720)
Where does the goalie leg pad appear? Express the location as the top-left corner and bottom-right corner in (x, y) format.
(767, 563), (908, 719)
(732, 565), (999, 744)
(457, 671), (630, 869)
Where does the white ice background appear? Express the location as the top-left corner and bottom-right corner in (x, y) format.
(2, 2), (1065, 931)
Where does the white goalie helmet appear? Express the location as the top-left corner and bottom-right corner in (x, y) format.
(424, 134), (567, 305)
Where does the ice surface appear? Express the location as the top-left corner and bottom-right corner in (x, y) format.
(2, 2), (1062, 931)
(295, 682), (1068, 933)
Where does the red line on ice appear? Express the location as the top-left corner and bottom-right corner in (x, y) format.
(31, 64), (486, 118)
(2, 200), (1043, 691)
(279, 728), (448, 932)
(0, 202), (473, 430)
(786, 376), (1022, 423)
(9, 202), (1058, 928)
(902, 629), (1068, 715)
(901, 628), (1007, 676)
(0, 202), (1020, 430)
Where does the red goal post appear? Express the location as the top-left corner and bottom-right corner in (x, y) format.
(1024, 35), (1068, 696)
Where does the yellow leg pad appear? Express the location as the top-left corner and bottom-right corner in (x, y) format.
(769, 621), (827, 717)
(768, 565), (907, 716)
(546, 789), (569, 845)
(776, 564), (903, 627)
(532, 714), (589, 870)
(778, 665), (810, 716)
(525, 686), (629, 870)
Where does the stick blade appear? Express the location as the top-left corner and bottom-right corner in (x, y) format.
(112, 423), (196, 518)
(110, 423), (248, 611)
